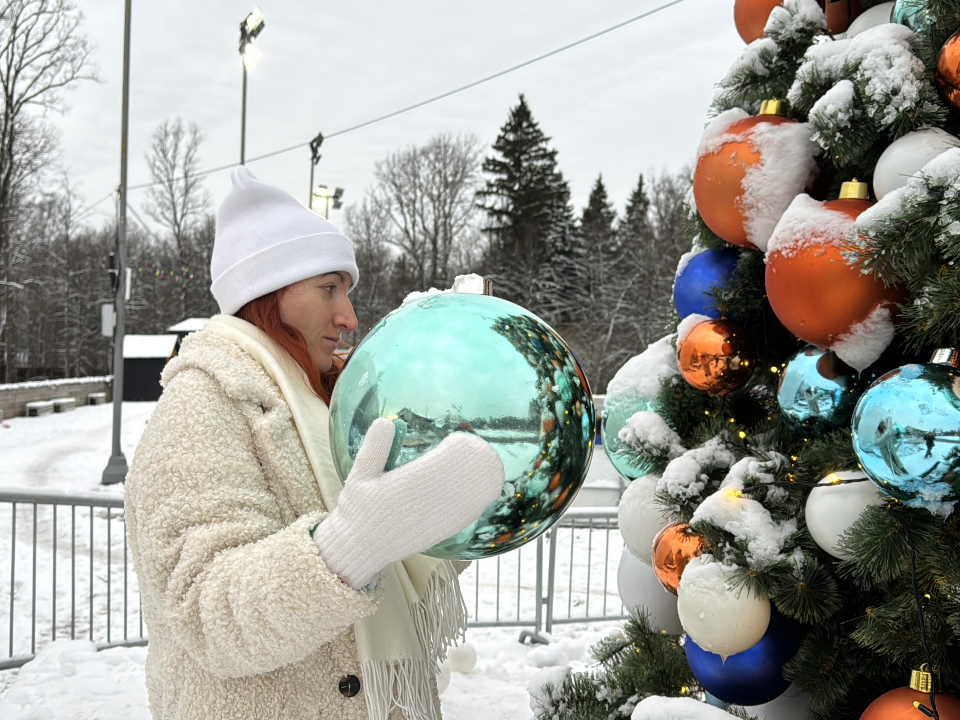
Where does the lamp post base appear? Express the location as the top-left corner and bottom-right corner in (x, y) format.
(101, 454), (129, 485)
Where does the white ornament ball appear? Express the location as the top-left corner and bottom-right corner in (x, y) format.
(618, 474), (671, 565)
(677, 556), (771, 659)
(446, 642), (477, 674)
(874, 128), (960, 199)
(436, 661), (451, 695)
(617, 547), (683, 634)
(843, 2), (894, 37)
(805, 471), (886, 559)
(746, 684), (811, 720)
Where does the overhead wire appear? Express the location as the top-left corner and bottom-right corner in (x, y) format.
(125, 0), (687, 192)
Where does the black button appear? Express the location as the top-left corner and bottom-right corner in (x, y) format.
(339, 675), (361, 698)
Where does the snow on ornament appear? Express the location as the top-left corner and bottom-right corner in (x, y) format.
(618, 474), (672, 564)
(603, 335), (679, 481)
(527, 666), (572, 717)
(842, 1), (893, 37)
(692, 101), (819, 251)
(873, 128), (960, 200)
(851, 349), (960, 517)
(632, 696), (735, 720)
(805, 471), (886, 559)
(764, 182), (901, 371)
(616, 548), (683, 634)
(677, 555), (772, 659)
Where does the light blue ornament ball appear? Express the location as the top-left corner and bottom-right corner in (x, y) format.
(329, 291), (595, 560)
(777, 346), (861, 437)
(893, 0), (932, 32)
(601, 393), (653, 481)
(851, 360), (960, 508)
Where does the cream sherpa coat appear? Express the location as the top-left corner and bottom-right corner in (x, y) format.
(125, 328), (432, 720)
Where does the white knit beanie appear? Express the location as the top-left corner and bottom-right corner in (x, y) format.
(210, 167), (359, 315)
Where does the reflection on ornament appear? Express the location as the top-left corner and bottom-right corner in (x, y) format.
(733, 0), (784, 44)
(892, 0), (931, 33)
(616, 547), (683, 634)
(777, 346), (861, 436)
(765, 185), (901, 361)
(651, 523), (706, 594)
(686, 608), (801, 706)
(873, 129), (960, 199)
(937, 29), (960, 112)
(602, 395), (654, 481)
(329, 291), (595, 559)
(824, 0), (863, 34)
(673, 248), (740, 320)
(843, 2), (893, 37)
(805, 471), (886, 558)
(618, 475), (672, 564)
(677, 319), (755, 397)
(851, 352), (960, 511)
(860, 666), (960, 719)
(693, 102), (817, 250)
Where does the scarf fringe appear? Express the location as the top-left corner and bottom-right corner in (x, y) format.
(363, 561), (468, 720)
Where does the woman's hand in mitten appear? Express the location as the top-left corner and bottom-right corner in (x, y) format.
(312, 418), (504, 589)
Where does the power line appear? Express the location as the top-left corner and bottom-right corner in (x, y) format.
(127, 0), (687, 192)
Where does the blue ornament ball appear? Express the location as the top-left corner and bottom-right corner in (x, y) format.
(685, 608), (801, 707)
(893, 0), (932, 32)
(328, 290), (595, 560)
(673, 248), (739, 320)
(777, 346), (861, 437)
(851, 358), (960, 509)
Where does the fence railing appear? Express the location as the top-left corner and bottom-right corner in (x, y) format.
(0, 489), (623, 670)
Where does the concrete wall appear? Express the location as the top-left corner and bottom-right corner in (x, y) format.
(0, 378), (112, 420)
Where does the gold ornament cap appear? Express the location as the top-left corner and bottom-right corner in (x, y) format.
(910, 665), (943, 693)
(758, 99), (787, 117)
(839, 179), (870, 200)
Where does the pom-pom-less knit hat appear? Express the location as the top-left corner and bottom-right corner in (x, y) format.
(210, 166), (359, 315)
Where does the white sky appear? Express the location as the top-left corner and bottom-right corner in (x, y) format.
(59, 0), (745, 230)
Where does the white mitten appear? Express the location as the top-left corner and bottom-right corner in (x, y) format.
(313, 418), (504, 588)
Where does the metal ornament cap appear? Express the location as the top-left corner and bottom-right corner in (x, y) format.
(839, 179), (870, 200)
(759, 99), (787, 117)
(911, 665), (943, 694)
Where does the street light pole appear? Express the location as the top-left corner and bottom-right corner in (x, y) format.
(308, 132), (323, 208)
(240, 59), (248, 165)
(101, 0), (132, 485)
(238, 9), (264, 166)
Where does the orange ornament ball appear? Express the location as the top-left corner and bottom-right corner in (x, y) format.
(677, 318), (755, 397)
(765, 190), (900, 350)
(937, 29), (960, 113)
(860, 687), (960, 719)
(651, 523), (706, 595)
(733, 0), (784, 44)
(693, 113), (796, 250)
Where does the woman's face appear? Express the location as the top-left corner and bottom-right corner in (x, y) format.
(277, 272), (358, 372)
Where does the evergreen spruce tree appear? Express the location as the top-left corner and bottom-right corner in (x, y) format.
(540, 1), (960, 719)
(478, 94), (579, 324)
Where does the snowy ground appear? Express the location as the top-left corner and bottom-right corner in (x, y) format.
(0, 401), (625, 719)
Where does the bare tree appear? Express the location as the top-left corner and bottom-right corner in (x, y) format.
(142, 118), (210, 320)
(373, 133), (483, 289)
(343, 196), (395, 343)
(0, 0), (93, 381)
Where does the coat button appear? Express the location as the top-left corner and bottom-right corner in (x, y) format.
(339, 675), (361, 698)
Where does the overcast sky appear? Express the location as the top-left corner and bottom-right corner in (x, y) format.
(59, 0), (745, 230)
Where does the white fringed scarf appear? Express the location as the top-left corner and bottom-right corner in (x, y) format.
(206, 315), (466, 720)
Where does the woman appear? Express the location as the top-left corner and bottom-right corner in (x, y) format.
(125, 167), (504, 720)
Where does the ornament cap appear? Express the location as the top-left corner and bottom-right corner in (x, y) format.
(910, 665), (943, 693)
(839, 179), (870, 200)
(758, 99), (787, 117)
(931, 348), (960, 368)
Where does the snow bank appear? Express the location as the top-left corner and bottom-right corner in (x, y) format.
(0, 375), (111, 392)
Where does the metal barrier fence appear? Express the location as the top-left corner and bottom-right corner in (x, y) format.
(0, 490), (623, 670)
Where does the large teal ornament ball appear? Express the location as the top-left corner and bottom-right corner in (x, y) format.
(329, 291), (595, 560)
(601, 394), (653, 481)
(777, 346), (861, 437)
(851, 360), (960, 509)
(893, 0), (932, 33)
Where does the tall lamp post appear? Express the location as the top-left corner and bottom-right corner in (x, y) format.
(239, 8), (265, 165)
(312, 185), (344, 220)
(308, 132), (323, 208)
(101, 0), (132, 485)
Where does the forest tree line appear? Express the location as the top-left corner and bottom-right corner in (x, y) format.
(0, 2), (690, 391)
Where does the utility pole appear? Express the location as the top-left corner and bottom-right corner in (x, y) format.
(308, 132), (323, 208)
(102, 0), (132, 485)
(239, 9), (265, 165)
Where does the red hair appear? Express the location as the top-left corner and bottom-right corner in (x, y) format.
(236, 291), (342, 403)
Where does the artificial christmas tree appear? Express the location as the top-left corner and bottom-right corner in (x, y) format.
(535, 1), (960, 718)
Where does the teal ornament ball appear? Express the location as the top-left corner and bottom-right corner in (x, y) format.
(329, 291), (595, 559)
(851, 355), (960, 511)
(601, 393), (653, 481)
(893, 0), (932, 33)
(777, 346), (861, 437)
